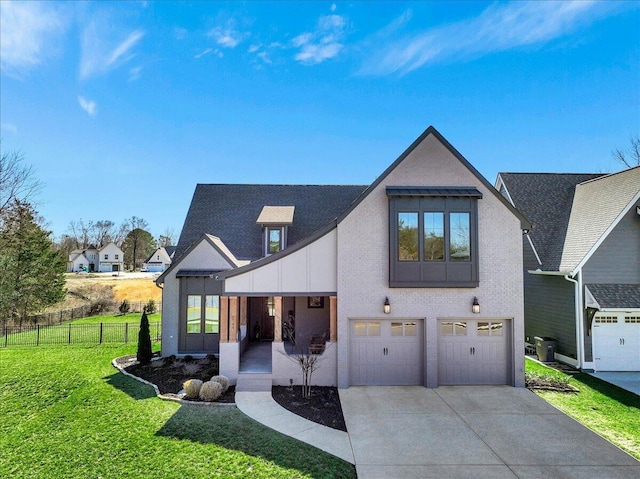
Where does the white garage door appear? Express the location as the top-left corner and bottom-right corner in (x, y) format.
(438, 319), (511, 385)
(350, 319), (423, 385)
(593, 312), (640, 371)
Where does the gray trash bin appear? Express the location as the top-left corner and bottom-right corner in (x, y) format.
(534, 336), (556, 362)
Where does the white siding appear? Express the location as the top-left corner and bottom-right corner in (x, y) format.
(224, 229), (338, 294)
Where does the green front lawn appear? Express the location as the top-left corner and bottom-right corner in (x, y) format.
(0, 344), (355, 478)
(526, 358), (640, 459)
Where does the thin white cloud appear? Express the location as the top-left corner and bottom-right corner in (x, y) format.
(360, 1), (630, 76)
(174, 27), (188, 40)
(79, 24), (145, 80)
(107, 30), (144, 66)
(207, 20), (247, 48)
(129, 66), (142, 82)
(194, 48), (213, 59)
(293, 14), (347, 65)
(248, 44), (261, 53)
(1, 123), (18, 134)
(78, 96), (97, 116)
(0, 1), (66, 78)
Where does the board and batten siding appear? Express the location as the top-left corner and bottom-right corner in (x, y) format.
(524, 273), (576, 359)
(582, 205), (640, 285)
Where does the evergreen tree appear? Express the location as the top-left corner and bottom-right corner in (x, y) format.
(137, 310), (153, 364)
(0, 200), (66, 325)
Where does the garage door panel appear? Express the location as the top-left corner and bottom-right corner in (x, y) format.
(438, 319), (511, 386)
(593, 313), (640, 371)
(350, 320), (423, 386)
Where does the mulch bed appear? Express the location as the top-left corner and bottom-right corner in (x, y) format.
(123, 355), (235, 403)
(272, 386), (347, 432)
(120, 355), (348, 428)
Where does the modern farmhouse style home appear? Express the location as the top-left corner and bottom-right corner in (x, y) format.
(157, 126), (530, 388)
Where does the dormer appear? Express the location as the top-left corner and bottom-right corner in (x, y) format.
(256, 206), (295, 256)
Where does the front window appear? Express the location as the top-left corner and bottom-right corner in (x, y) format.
(104, 254), (108, 260)
(398, 213), (418, 261)
(187, 295), (201, 333)
(187, 294), (219, 334)
(205, 295), (219, 333)
(388, 188), (480, 287)
(115, 254), (119, 260)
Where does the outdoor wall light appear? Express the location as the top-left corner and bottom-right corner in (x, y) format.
(472, 297), (480, 314)
(383, 297), (391, 314)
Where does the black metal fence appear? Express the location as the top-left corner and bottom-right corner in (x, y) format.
(9, 301), (162, 327)
(0, 321), (162, 348)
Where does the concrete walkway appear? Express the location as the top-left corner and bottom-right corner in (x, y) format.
(236, 386), (639, 479)
(234, 391), (354, 463)
(589, 372), (640, 396)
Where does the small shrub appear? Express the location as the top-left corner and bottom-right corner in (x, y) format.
(183, 379), (203, 398)
(119, 299), (130, 315)
(183, 355), (194, 363)
(211, 375), (229, 393)
(165, 355), (177, 364)
(199, 381), (223, 401)
(145, 299), (156, 314)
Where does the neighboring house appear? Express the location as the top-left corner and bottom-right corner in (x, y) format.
(157, 126), (529, 388)
(97, 242), (125, 272)
(68, 245), (99, 272)
(497, 167), (640, 372)
(142, 246), (176, 272)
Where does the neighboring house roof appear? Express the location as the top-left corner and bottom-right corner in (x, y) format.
(560, 167), (640, 273)
(165, 246), (177, 258)
(585, 284), (640, 310)
(497, 172), (603, 270)
(174, 184), (368, 261)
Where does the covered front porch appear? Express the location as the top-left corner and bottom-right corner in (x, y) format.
(218, 295), (338, 386)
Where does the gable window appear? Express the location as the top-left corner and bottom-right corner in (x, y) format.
(268, 228), (282, 254)
(104, 254), (109, 260)
(115, 254), (119, 260)
(387, 187), (481, 287)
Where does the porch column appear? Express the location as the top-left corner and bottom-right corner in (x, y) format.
(228, 296), (238, 343)
(274, 296), (283, 342)
(330, 295), (337, 342)
(220, 296), (229, 343)
(239, 297), (247, 326)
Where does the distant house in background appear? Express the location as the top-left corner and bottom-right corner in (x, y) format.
(142, 246), (176, 272)
(98, 242), (125, 272)
(69, 243), (124, 272)
(497, 167), (640, 372)
(68, 245), (99, 272)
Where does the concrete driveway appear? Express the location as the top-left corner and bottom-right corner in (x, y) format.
(339, 386), (640, 479)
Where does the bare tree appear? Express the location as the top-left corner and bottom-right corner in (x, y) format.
(0, 148), (42, 216)
(157, 227), (176, 247)
(66, 219), (93, 249)
(612, 135), (640, 169)
(91, 220), (115, 247)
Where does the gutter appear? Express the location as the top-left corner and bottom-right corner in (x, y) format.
(564, 273), (583, 369)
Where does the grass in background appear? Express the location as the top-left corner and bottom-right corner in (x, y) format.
(70, 312), (161, 324)
(526, 358), (640, 459)
(0, 344), (356, 479)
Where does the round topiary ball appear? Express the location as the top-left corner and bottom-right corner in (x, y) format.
(199, 381), (223, 401)
(210, 375), (229, 393)
(183, 379), (203, 399)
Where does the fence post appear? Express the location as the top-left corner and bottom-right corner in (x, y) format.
(125, 322), (129, 343)
(37, 324), (40, 346)
(99, 323), (103, 344)
(60, 310), (63, 324)
(3, 322), (7, 348)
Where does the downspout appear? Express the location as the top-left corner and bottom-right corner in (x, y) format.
(563, 273), (583, 369)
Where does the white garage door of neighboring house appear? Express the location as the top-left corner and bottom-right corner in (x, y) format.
(438, 319), (511, 385)
(350, 319), (423, 386)
(593, 312), (640, 372)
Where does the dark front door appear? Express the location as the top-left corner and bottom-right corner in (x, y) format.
(260, 297), (275, 340)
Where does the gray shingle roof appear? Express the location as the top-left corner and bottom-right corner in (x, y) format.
(175, 184), (367, 261)
(586, 284), (640, 309)
(560, 167), (640, 272)
(498, 173), (603, 270)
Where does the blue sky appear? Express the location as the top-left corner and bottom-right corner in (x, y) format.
(1, 1), (639, 241)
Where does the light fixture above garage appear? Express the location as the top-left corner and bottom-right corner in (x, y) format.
(384, 297), (391, 314)
(472, 297), (480, 314)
